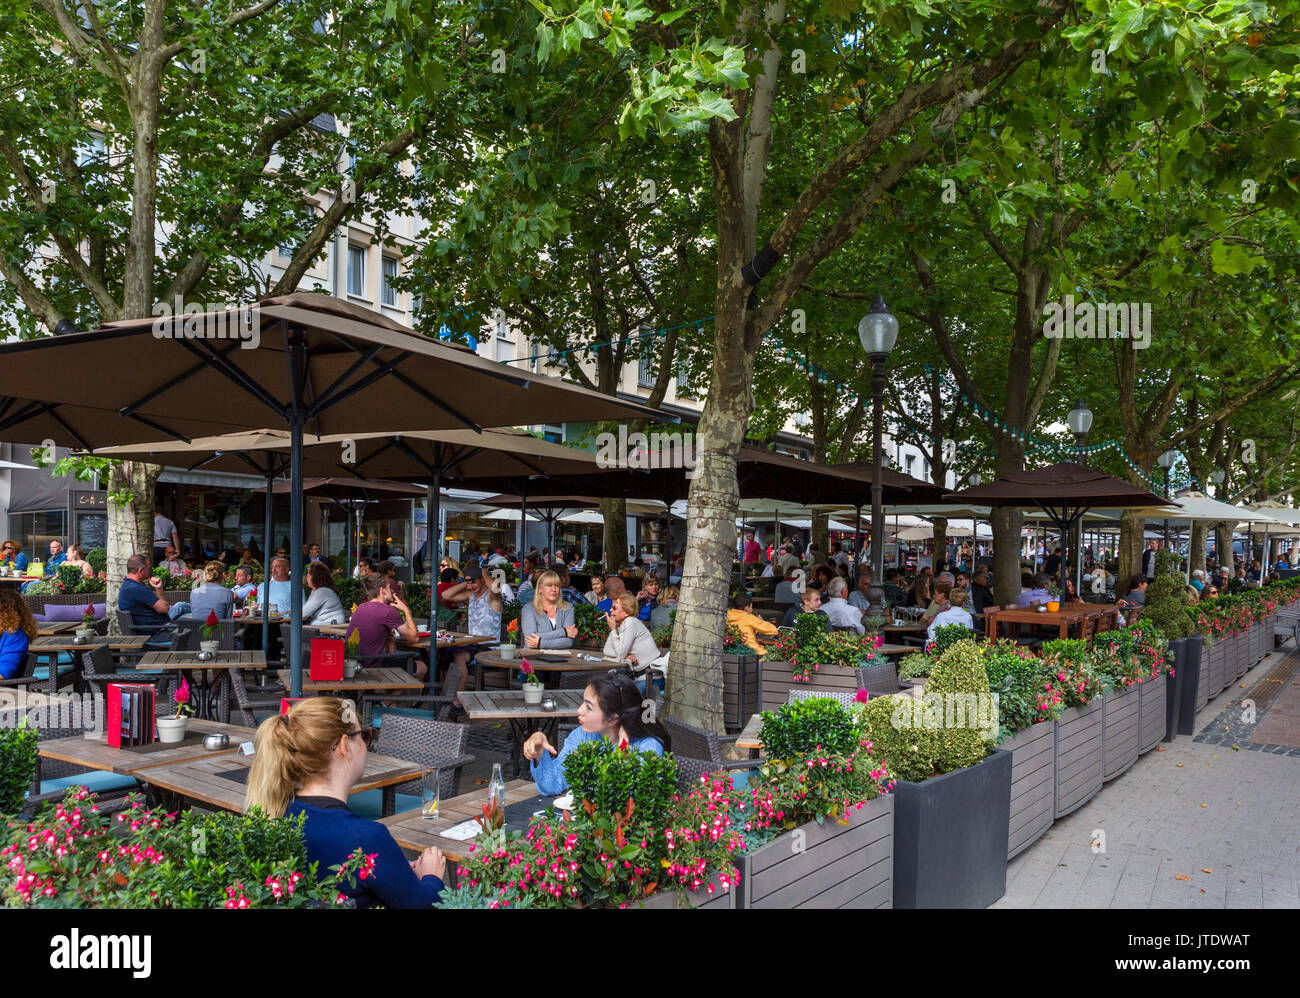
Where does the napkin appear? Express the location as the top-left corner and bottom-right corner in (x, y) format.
(441, 819), (483, 841)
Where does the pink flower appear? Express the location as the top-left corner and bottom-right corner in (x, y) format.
(854, 688), (869, 703)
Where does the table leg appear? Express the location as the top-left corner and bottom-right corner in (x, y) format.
(507, 718), (529, 779)
(382, 786), (396, 817)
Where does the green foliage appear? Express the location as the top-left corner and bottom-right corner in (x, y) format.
(1141, 549), (1194, 639)
(982, 641), (1062, 740)
(561, 740), (678, 828)
(650, 606), (675, 646)
(333, 577), (365, 612)
(925, 640), (995, 773)
(759, 698), (859, 761)
(926, 623), (974, 659)
(402, 583), (430, 621)
(898, 652), (934, 681)
(1090, 623), (1168, 689)
(0, 723), (39, 816)
(572, 599), (609, 644)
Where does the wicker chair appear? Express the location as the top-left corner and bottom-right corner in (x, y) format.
(356, 658), (463, 726)
(0, 651), (54, 695)
(373, 714), (475, 800)
(78, 644), (177, 717)
(228, 668), (287, 727)
(786, 688), (861, 708)
(856, 661), (901, 696)
(662, 716), (754, 774)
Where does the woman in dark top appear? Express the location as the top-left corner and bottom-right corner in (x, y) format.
(245, 697), (445, 909)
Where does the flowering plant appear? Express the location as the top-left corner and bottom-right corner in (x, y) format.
(81, 604), (96, 625)
(200, 610), (220, 642)
(520, 659), (542, 687)
(506, 617), (520, 647)
(173, 677), (194, 718)
(982, 640), (1063, 738)
(721, 621), (752, 656)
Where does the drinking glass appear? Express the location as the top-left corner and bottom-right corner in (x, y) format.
(421, 769), (441, 820)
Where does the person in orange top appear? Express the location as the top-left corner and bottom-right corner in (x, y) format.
(726, 593), (778, 657)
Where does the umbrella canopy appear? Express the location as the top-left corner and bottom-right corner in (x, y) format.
(0, 294), (662, 697)
(896, 525), (934, 541)
(946, 462), (1167, 591)
(1155, 491), (1285, 525)
(557, 510), (606, 525)
(482, 509), (544, 522)
(265, 477), (426, 498)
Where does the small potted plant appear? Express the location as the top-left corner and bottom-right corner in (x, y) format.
(246, 586), (258, 616)
(198, 610), (221, 658)
(157, 677), (194, 742)
(75, 604), (97, 643)
(344, 629), (361, 679)
(520, 659), (544, 704)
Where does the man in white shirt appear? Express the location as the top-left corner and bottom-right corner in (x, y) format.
(822, 577), (864, 633)
(928, 587), (975, 642)
(847, 570), (873, 613)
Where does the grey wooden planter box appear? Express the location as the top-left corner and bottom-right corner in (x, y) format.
(1233, 630), (1248, 678)
(759, 658), (860, 713)
(1102, 683), (1140, 782)
(1171, 635), (1203, 737)
(1001, 722), (1055, 861)
(1250, 622), (1263, 667)
(721, 653), (760, 732)
(1054, 699), (1103, 818)
(1137, 670), (1167, 755)
(637, 873), (736, 908)
(739, 793), (893, 909)
(894, 749), (1012, 908)
(1202, 638), (1223, 704)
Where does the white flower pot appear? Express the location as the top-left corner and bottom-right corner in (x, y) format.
(75, 627), (96, 642)
(523, 684), (544, 705)
(344, 659), (359, 679)
(156, 716), (188, 743)
(199, 640), (220, 655)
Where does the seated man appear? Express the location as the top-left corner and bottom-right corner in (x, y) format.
(781, 586), (827, 627)
(821, 577), (864, 633)
(773, 566), (801, 605)
(439, 562), (508, 693)
(726, 593), (778, 656)
(554, 564), (586, 607)
(344, 573), (423, 678)
(595, 575), (625, 613)
(847, 571), (873, 613)
(928, 586), (975, 642)
(1016, 573), (1053, 608)
(117, 554), (180, 644)
(969, 569), (996, 616)
(881, 568), (908, 607)
(231, 565), (258, 601)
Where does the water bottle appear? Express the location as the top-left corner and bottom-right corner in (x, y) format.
(488, 763), (506, 813)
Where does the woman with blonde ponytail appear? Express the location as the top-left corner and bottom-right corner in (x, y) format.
(245, 698), (446, 908)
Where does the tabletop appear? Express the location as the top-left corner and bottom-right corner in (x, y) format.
(380, 778), (539, 862)
(136, 651), (267, 670)
(35, 621), (81, 637)
(274, 666), (426, 692)
(400, 632), (499, 650)
(473, 648), (633, 672)
(37, 718), (249, 775)
(736, 712), (764, 751)
(883, 622), (929, 634)
(32, 633), (150, 653)
(138, 749), (426, 813)
(459, 689), (583, 720)
(875, 643), (916, 657)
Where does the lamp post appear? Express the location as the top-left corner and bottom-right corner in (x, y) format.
(1157, 449), (1178, 560)
(1066, 399), (1093, 588)
(858, 296), (899, 611)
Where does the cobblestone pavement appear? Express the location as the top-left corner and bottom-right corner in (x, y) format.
(993, 644), (1300, 909)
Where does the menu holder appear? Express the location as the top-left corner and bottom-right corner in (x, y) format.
(106, 682), (156, 748)
(309, 636), (344, 681)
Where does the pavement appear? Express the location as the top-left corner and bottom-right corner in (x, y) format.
(992, 640), (1300, 909)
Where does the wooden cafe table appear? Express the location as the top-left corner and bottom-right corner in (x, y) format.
(37, 717), (248, 777)
(982, 603), (1119, 642)
(140, 747), (426, 816)
(274, 666), (425, 694)
(35, 621), (81, 637)
(31, 633), (150, 655)
(134, 650), (265, 721)
(380, 778), (540, 864)
(468, 648), (640, 690)
(459, 688), (583, 777)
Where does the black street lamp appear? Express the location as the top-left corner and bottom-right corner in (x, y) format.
(858, 296), (899, 609)
(1157, 448), (1178, 554)
(1065, 400), (1092, 588)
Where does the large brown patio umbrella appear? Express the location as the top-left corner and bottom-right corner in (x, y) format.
(0, 294), (660, 694)
(944, 462), (1167, 593)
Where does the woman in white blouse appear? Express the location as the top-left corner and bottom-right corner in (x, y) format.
(603, 594), (660, 669)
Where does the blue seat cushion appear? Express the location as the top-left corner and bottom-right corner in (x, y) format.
(32, 664), (76, 681)
(348, 789), (422, 820)
(727, 767), (759, 795)
(369, 705), (436, 729)
(38, 770), (139, 795)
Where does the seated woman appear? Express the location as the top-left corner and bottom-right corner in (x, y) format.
(927, 586), (975, 642)
(584, 574), (605, 606)
(246, 698), (445, 908)
(649, 584), (679, 631)
(1061, 578), (1085, 604)
(519, 571), (577, 649)
(188, 561), (236, 620)
(302, 562), (346, 626)
(904, 574), (931, 609)
(522, 672), (672, 795)
(161, 547), (188, 575)
(0, 540), (29, 573)
(602, 594), (660, 669)
(726, 593), (778, 656)
(62, 544), (96, 579)
(0, 588), (38, 680)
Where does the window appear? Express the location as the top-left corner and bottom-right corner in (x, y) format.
(75, 134), (106, 169)
(905, 454), (916, 476)
(636, 329), (655, 387)
(495, 314), (512, 340)
(381, 256), (398, 306)
(347, 245), (366, 297)
(676, 353), (689, 394)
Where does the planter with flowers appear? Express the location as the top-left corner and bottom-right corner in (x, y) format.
(198, 611), (221, 658)
(982, 641), (1061, 861)
(344, 630), (361, 679)
(520, 659), (544, 705)
(762, 613), (886, 712)
(857, 640), (1009, 908)
(157, 678), (194, 743)
(1141, 549), (1202, 737)
(1090, 627), (1161, 782)
(740, 696), (894, 908)
(1038, 640), (1104, 819)
(75, 604), (97, 643)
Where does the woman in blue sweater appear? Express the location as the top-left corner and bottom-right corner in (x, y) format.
(0, 588), (37, 680)
(245, 697), (445, 908)
(523, 672), (673, 795)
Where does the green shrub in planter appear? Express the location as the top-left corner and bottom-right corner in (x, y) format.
(1140, 549), (1194, 639)
(759, 697), (859, 760)
(334, 577), (365, 612)
(926, 623), (975, 658)
(0, 722), (39, 816)
(86, 547), (107, 575)
(561, 740), (678, 827)
(899, 651), (934, 681)
(982, 640), (1063, 740)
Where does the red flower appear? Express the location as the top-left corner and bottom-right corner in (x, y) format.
(205, 610), (219, 628)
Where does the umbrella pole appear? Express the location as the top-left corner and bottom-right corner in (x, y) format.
(288, 397), (305, 700)
(853, 504), (862, 583)
(263, 467), (273, 656)
(430, 471), (441, 688)
(519, 481), (528, 573)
